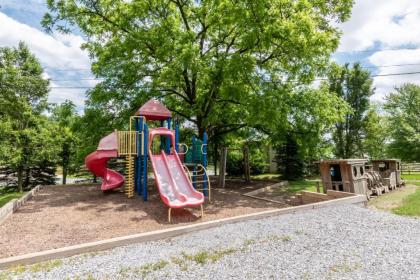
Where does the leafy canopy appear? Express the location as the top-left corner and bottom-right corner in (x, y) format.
(0, 42), (59, 191)
(326, 62), (374, 158)
(43, 0), (353, 138)
(384, 84), (420, 162)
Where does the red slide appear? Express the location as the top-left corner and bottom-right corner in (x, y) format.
(85, 132), (124, 191)
(148, 128), (204, 208)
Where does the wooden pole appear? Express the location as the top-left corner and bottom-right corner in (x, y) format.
(219, 147), (227, 188)
(316, 181), (320, 193)
(243, 146), (251, 183)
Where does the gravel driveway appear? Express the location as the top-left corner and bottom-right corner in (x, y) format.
(2, 204), (420, 279)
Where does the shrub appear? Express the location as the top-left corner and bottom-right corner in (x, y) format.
(225, 149), (268, 176)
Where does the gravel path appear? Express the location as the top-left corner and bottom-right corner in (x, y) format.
(2, 205), (420, 279)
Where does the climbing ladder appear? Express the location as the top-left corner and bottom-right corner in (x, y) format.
(117, 131), (138, 198)
(125, 155), (135, 197)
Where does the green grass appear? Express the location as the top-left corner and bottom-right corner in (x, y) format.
(401, 172), (420, 181)
(251, 173), (281, 180)
(392, 188), (420, 217)
(287, 180), (319, 193)
(0, 190), (26, 207)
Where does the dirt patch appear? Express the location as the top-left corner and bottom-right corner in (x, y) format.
(0, 179), (280, 258)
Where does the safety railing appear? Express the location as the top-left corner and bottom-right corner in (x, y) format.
(117, 131), (138, 156)
(183, 163), (211, 201)
(177, 143), (189, 155)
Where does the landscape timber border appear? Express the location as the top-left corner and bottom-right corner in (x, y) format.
(0, 185), (43, 225)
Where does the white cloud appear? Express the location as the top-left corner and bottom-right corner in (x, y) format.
(336, 0), (420, 101)
(338, 0), (420, 52)
(369, 49), (420, 101)
(0, 12), (93, 107)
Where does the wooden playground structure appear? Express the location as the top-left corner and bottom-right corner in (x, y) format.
(317, 159), (404, 199)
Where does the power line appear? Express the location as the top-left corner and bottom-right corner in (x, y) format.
(363, 63), (420, 69)
(44, 63), (420, 82)
(48, 70), (420, 89)
(335, 46), (420, 54)
(372, 71), (420, 77)
(50, 78), (103, 81)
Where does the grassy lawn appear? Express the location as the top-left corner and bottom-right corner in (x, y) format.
(393, 188), (420, 217)
(0, 190), (26, 207)
(287, 180), (319, 193)
(401, 172), (420, 181)
(251, 173), (281, 180)
(368, 184), (420, 217)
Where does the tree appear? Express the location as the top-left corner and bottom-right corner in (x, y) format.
(384, 84), (420, 162)
(327, 63), (374, 158)
(274, 86), (350, 178)
(51, 101), (80, 185)
(362, 106), (387, 159)
(0, 42), (59, 192)
(43, 0), (353, 139)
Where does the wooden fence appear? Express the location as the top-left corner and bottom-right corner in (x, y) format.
(401, 162), (420, 174)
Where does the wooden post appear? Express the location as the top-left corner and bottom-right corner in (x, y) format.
(316, 181), (320, 193)
(243, 146), (251, 183)
(219, 147), (227, 188)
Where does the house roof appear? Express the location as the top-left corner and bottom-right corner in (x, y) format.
(135, 99), (172, 120)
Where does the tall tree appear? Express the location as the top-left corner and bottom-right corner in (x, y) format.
(51, 101), (80, 185)
(327, 63), (374, 158)
(362, 106), (387, 159)
(0, 42), (58, 192)
(0, 43), (61, 190)
(384, 84), (420, 162)
(275, 86), (350, 178)
(43, 0), (353, 139)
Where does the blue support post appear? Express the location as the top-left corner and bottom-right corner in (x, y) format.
(192, 134), (197, 189)
(202, 131), (208, 196)
(166, 118), (171, 154)
(175, 122), (180, 153)
(134, 118), (139, 194)
(143, 124), (148, 201)
(137, 117), (143, 196)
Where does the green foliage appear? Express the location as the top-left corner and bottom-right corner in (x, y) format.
(226, 147), (267, 176)
(249, 149), (267, 175)
(50, 101), (81, 184)
(384, 84), (420, 162)
(43, 0), (353, 141)
(327, 63), (374, 158)
(0, 43), (60, 191)
(226, 151), (243, 176)
(275, 133), (304, 180)
(362, 106), (387, 159)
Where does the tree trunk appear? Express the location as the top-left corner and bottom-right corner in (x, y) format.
(17, 167), (24, 193)
(62, 164), (67, 185)
(213, 143), (218, 176)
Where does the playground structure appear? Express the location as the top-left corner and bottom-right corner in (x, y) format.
(85, 99), (211, 222)
(318, 159), (404, 199)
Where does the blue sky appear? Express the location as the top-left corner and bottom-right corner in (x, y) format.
(1, 0), (420, 110)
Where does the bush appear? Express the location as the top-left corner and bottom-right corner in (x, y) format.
(225, 149), (268, 176)
(226, 152), (243, 176)
(249, 150), (268, 175)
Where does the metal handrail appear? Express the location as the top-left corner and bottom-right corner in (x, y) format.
(178, 143), (189, 155)
(201, 144), (207, 155)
